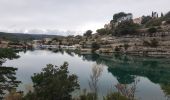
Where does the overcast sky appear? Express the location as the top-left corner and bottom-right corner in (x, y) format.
(0, 0), (169, 35)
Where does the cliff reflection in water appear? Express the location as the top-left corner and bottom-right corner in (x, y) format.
(81, 53), (170, 96)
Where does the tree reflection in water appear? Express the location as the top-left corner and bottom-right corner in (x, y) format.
(115, 78), (139, 100)
(80, 53), (170, 99)
(88, 64), (103, 100)
(69, 63), (104, 100)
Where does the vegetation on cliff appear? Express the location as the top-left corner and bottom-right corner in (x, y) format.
(96, 11), (170, 36)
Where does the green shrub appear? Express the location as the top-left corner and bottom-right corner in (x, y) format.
(145, 19), (162, 27)
(141, 16), (152, 25)
(124, 44), (130, 50)
(115, 46), (121, 52)
(150, 38), (159, 47)
(96, 28), (111, 35)
(24, 62), (80, 100)
(143, 40), (150, 47)
(114, 20), (139, 36)
(143, 39), (159, 47)
(0, 48), (19, 59)
(84, 30), (93, 37)
(148, 27), (157, 33)
(104, 92), (129, 100)
(92, 42), (100, 52)
(166, 19), (170, 24)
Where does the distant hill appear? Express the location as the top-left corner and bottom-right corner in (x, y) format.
(0, 32), (63, 41)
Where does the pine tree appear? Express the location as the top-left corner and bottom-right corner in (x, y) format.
(161, 12), (164, 17)
(152, 11), (154, 17)
(157, 14), (158, 18)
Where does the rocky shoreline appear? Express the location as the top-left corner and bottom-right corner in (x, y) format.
(79, 31), (170, 57)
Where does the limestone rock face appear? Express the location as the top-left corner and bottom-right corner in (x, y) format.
(97, 32), (170, 56)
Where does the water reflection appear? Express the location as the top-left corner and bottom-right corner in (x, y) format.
(79, 52), (170, 97)
(115, 78), (140, 100)
(88, 64), (103, 100)
(3, 49), (170, 100)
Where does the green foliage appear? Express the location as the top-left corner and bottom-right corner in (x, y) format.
(80, 93), (96, 100)
(143, 40), (150, 47)
(104, 92), (129, 100)
(23, 91), (36, 100)
(123, 44), (129, 51)
(96, 28), (111, 35)
(148, 27), (157, 34)
(91, 42), (100, 52)
(141, 16), (152, 25)
(115, 46), (121, 52)
(0, 67), (21, 99)
(150, 38), (159, 47)
(161, 13), (164, 17)
(25, 62), (79, 100)
(113, 12), (129, 22)
(0, 32), (61, 42)
(114, 20), (139, 36)
(0, 48), (19, 60)
(52, 37), (62, 42)
(47, 41), (52, 45)
(165, 19), (170, 24)
(78, 90), (96, 100)
(145, 19), (162, 27)
(96, 11), (170, 36)
(143, 39), (159, 47)
(0, 48), (20, 99)
(8, 41), (22, 45)
(163, 11), (170, 20)
(84, 30), (93, 37)
(161, 84), (170, 95)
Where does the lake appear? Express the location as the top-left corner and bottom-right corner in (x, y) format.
(3, 50), (170, 100)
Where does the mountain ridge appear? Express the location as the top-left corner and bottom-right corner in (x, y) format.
(0, 32), (64, 41)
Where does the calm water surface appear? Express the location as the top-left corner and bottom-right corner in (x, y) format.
(3, 50), (170, 100)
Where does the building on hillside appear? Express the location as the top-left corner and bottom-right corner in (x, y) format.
(133, 17), (142, 24)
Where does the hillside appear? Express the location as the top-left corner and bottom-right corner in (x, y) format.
(0, 32), (63, 42)
(75, 11), (170, 56)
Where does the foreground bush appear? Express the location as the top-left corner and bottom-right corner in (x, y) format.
(104, 92), (129, 100)
(24, 62), (79, 100)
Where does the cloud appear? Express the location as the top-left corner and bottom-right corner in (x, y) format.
(0, 0), (169, 34)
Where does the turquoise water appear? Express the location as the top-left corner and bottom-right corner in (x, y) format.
(3, 50), (170, 100)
